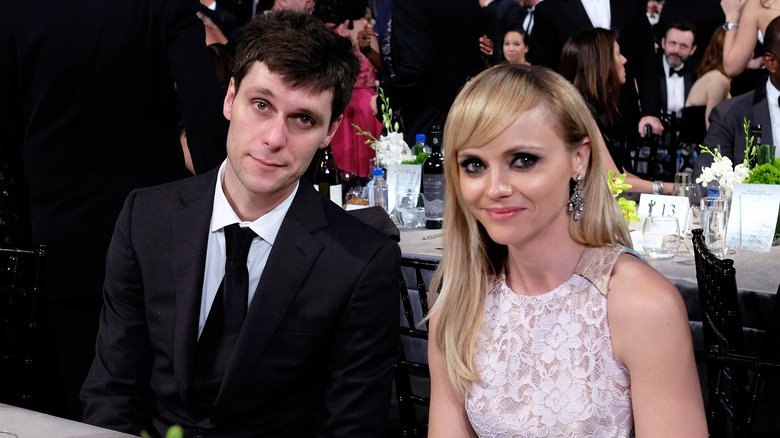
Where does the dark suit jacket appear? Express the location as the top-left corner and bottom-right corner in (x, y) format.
(0, 0), (229, 300)
(390, 0), (487, 145)
(654, 55), (697, 116)
(81, 169), (401, 437)
(693, 84), (774, 181)
(533, 0), (660, 132)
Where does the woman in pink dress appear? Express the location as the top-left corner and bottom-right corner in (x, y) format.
(330, 16), (383, 179)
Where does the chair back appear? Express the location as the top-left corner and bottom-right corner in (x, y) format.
(691, 228), (756, 437)
(394, 256), (438, 437)
(0, 245), (45, 407)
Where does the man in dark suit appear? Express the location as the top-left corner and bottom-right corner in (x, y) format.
(81, 11), (400, 437)
(391, 0), (488, 145)
(655, 22), (698, 119)
(0, 0), (228, 419)
(693, 16), (780, 182)
(532, 0), (663, 137)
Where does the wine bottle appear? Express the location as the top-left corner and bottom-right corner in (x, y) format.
(313, 144), (342, 206)
(422, 125), (445, 229)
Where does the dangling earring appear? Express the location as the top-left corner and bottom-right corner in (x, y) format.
(568, 174), (585, 221)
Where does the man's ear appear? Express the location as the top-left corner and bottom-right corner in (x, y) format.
(320, 114), (344, 149)
(690, 44), (697, 56)
(223, 77), (236, 121)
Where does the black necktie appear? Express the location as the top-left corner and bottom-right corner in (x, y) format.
(524, 8), (535, 34)
(669, 67), (683, 77)
(192, 223), (256, 409)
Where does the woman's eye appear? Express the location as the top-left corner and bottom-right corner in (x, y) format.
(459, 158), (484, 174)
(513, 153), (538, 169)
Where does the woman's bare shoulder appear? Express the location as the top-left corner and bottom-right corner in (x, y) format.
(607, 253), (685, 317)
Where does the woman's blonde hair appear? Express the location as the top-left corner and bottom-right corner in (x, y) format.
(429, 64), (631, 394)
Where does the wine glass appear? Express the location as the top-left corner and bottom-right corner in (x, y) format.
(642, 216), (681, 259)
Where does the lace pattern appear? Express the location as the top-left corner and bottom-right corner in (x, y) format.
(465, 246), (634, 437)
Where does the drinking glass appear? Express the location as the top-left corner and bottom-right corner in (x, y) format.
(673, 172), (691, 198)
(394, 191), (426, 228)
(700, 197), (729, 257)
(642, 216), (681, 259)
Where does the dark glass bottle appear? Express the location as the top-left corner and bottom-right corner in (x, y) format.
(422, 125), (445, 229)
(313, 144), (342, 205)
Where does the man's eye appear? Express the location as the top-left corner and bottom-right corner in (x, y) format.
(513, 153), (538, 169)
(297, 115), (314, 126)
(459, 158), (484, 174)
(254, 101), (268, 110)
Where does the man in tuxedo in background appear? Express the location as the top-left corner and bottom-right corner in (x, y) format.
(693, 16), (780, 181)
(0, 0), (228, 419)
(391, 0), (488, 145)
(656, 22), (698, 119)
(533, 0), (663, 137)
(81, 11), (400, 437)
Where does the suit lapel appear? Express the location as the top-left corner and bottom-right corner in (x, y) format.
(172, 169), (220, 409)
(564, 0), (592, 29)
(209, 184), (328, 420)
(752, 85), (773, 146)
(657, 59), (669, 113)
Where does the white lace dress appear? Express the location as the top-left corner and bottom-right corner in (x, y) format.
(465, 245), (634, 437)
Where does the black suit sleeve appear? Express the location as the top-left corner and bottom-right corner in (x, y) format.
(168, 1), (229, 174)
(81, 190), (155, 435)
(317, 237), (401, 437)
(390, 0), (435, 93)
(692, 102), (734, 181)
(624, 0), (661, 118)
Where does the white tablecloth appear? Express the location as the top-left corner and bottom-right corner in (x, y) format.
(0, 403), (135, 438)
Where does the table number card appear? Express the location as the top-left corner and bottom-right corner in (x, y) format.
(387, 164), (422, 213)
(727, 184), (780, 252)
(636, 194), (690, 233)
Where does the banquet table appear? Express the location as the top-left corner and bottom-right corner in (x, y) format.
(0, 403), (136, 438)
(398, 228), (780, 353)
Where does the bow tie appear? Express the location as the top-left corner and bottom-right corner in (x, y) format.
(668, 68), (683, 77)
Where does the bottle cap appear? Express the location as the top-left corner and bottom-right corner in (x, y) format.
(373, 168), (383, 176)
(416, 134), (426, 143)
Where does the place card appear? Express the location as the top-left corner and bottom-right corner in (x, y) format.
(727, 184), (780, 252)
(387, 164), (422, 212)
(636, 194), (690, 234)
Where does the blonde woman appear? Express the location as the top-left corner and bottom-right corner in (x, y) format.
(427, 64), (707, 437)
(721, 0), (780, 76)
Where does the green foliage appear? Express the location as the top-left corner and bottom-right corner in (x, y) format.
(140, 425), (183, 438)
(402, 152), (429, 165)
(745, 162), (780, 185)
(607, 171), (638, 225)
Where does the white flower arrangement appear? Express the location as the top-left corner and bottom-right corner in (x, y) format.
(352, 88), (414, 169)
(695, 146), (750, 198)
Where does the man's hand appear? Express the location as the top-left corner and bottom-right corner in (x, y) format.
(639, 116), (664, 136)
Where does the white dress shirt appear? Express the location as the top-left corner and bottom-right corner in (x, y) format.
(523, 6), (536, 35)
(581, 0), (611, 29)
(198, 161), (297, 338)
(663, 55), (685, 118)
(765, 79), (780, 157)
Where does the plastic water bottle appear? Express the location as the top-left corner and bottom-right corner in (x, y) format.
(368, 168), (388, 212)
(412, 134), (427, 156)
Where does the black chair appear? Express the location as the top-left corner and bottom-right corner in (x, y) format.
(691, 229), (780, 437)
(394, 256), (438, 438)
(625, 115), (680, 182)
(0, 245), (45, 407)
